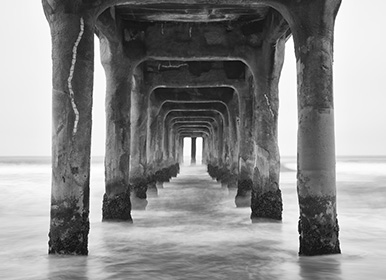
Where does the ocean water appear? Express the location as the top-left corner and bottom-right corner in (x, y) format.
(0, 156), (385, 280)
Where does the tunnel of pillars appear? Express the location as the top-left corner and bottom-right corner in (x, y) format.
(43, 0), (342, 257)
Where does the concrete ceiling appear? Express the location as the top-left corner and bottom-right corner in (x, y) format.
(115, 4), (269, 22)
(99, 3), (285, 139)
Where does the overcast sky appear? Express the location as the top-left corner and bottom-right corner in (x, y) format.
(0, 1), (385, 157)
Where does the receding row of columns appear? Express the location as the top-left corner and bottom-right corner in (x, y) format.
(43, 0), (341, 257)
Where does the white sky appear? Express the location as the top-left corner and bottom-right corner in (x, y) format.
(0, 1), (385, 156)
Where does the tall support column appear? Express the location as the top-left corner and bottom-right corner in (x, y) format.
(146, 100), (163, 175)
(147, 102), (167, 187)
(207, 119), (222, 180)
(171, 129), (179, 164)
(168, 126), (176, 162)
(225, 94), (239, 189)
(236, 85), (254, 207)
(191, 137), (197, 164)
(144, 99), (160, 196)
(287, 0), (342, 255)
(130, 66), (148, 210)
(44, 7), (95, 254)
(180, 137), (185, 164)
(163, 120), (170, 165)
(177, 136), (184, 164)
(202, 136), (207, 164)
(216, 119), (224, 168)
(98, 17), (133, 221)
(250, 17), (288, 220)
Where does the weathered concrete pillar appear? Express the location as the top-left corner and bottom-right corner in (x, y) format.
(175, 132), (180, 164)
(211, 122), (220, 168)
(250, 12), (289, 221)
(210, 115), (224, 181)
(43, 3), (94, 254)
(207, 117), (222, 180)
(147, 102), (173, 186)
(146, 105), (161, 176)
(130, 66), (149, 210)
(178, 136), (184, 164)
(191, 137), (197, 164)
(163, 119), (171, 165)
(147, 102), (164, 175)
(224, 92), (239, 190)
(202, 136), (207, 164)
(97, 11), (133, 221)
(161, 109), (177, 170)
(287, 0), (342, 255)
(169, 126), (177, 162)
(236, 84), (254, 207)
(219, 111), (231, 183)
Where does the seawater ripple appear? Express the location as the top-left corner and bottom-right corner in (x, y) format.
(0, 158), (385, 280)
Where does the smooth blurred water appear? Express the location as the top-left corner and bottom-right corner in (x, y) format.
(0, 157), (385, 279)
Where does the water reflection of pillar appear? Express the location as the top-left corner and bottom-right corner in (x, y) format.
(191, 137), (197, 164)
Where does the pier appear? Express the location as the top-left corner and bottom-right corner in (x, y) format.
(43, 0), (341, 256)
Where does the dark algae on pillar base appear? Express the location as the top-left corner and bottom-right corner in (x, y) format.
(49, 197), (90, 255)
(298, 196), (340, 256)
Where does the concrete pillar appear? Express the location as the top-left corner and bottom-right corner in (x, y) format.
(216, 118), (224, 171)
(191, 137), (197, 164)
(178, 137), (184, 164)
(44, 8), (94, 255)
(220, 112), (230, 178)
(207, 119), (222, 180)
(250, 33), (286, 221)
(172, 130), (180, 164)
(154, 116), (164, 168)
(130, 66), (148, 210)
(163, 120), (170, 164)
(169, 126), (177, 162)
(224, 93), (239, 190)
(202, 137), (207, 164)
(236, 84), (254, 207)
(148, 104), (170, 186)
(288, 0), (342, 255)
(99, 26), (133, 221)
(146, 101), (162, 176)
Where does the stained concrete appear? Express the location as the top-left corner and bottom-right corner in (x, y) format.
(43, 0), (342, 256)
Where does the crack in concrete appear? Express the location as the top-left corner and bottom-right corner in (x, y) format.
(67, 17), (84, 136)
(264, 94), (274, 117)
(159, 62), (188, 70)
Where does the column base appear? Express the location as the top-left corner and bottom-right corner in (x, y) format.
(235, 179), (252, 208)
(217, 167), (231, 183)
(102, 191), (132, 222)
(169, 163), (179, 178)
(147, 181), (158, 198)
(130, 195), (148, 210)
(298, 196), (341, 256)
(155, 169), (170, 183)
(251, 189), (282, 221)
(227, 178), (238, 189)
(235, 193), (251, 208)
(48, 197), (89, 255)
(207, 164), (219, 180)
(131, 181), (148, 210)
